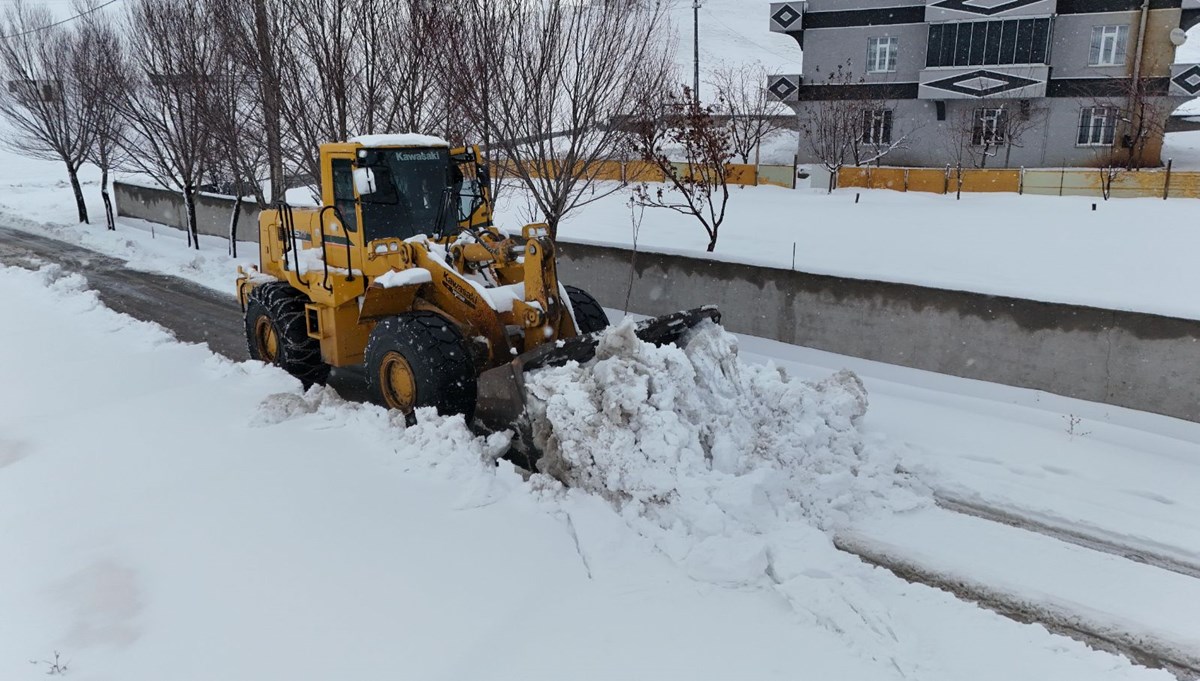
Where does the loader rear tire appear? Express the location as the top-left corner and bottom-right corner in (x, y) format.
(365, 311), (477, 421)
(565, 285), (609, 334)
(244, 282), (330, 387)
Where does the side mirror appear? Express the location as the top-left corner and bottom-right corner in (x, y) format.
(477, 164), (490, 191)
(353, 167), (377, 195)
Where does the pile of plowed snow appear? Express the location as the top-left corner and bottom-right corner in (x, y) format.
(525, 319), (927, 582)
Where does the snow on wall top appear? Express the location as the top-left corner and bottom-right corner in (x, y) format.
(350, 133), (450, 148)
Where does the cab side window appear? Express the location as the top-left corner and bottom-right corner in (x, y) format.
(331, 159), (359, 233)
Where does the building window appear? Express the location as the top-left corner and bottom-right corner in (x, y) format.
(926, 18), (1051, 68)
(1077, 107), (1118, 146)
(862, 109), (893, 145)
(973, 108), (1007, 146)
(867, 37), (898, 73)
(1090, 25), (1129, 66)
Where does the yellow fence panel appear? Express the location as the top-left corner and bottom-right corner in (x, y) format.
(958, 169), (1020, 193)
(726, 164), (758, 186)
(1021, 170), (1068, 196)
(866, 168), (907, 191)
(838, 168), (870, 189)
(758, 165), (795, 188)
(1168, 171), (1200, 199)
(587, 160), (624, 182)
(907, 169), (948, 194)
(1106, 171), (1167, 199)
(623, 161), (664, 183)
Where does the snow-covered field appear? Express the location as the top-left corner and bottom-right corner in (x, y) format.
(2, 262), (1193, 681)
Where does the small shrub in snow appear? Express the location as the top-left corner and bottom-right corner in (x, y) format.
(29, 650), (68, 676)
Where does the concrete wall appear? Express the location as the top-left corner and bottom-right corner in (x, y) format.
(114, 181), (260, 243)
(554, 240), (1200, 423)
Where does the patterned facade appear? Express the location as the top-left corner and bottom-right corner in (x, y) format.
(769, 0), (1200, 167)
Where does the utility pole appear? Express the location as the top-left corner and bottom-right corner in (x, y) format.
(693, 0), (701, 106)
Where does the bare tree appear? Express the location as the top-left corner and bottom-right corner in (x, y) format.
(76, 8), (126, 230)
(438, 0), (513, 197)
(273, 0), (441, 188)
(631, 85), (732, 253)
(200, 59), (267, 255)
(1082, 78), (1173, 170)
(448, 0), (673, 240)
(116, 0), (221, 249)
(208, 0), (288, 203)
(201, 58), (267, 206)
(0, 1), (94, 223)
(796, 63), (909, 192)
(943, 100), (1049, 169)
(709, 62), (790, 164)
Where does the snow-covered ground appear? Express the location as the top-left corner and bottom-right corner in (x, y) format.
(1, 262), (1191, 681)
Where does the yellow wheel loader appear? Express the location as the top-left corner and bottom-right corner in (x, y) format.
(235, 134), (719, 462)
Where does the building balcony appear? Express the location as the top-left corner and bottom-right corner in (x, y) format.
(918, 65), (1049, 100)
(1171, 63), (1200, 97)
(769, 2), (804, 33)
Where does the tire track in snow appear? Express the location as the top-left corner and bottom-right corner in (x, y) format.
(833, 533), (1200, 681)
(934, 493), (1200, 581)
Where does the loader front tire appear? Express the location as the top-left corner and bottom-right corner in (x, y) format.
(244, 282), (330, 387)
(365, 312), (477, 421)
(565, 285), (609, 334)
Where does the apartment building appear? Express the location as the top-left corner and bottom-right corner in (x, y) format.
(767, 0), (1200, 167)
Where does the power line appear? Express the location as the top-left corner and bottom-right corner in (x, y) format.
(0, 0), (121, 40)
(698, 6), (801, 65)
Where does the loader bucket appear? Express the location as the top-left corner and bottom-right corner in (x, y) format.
(474, 306), (722, 468)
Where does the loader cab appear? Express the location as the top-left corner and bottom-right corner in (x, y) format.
(347, 145), (459, 242)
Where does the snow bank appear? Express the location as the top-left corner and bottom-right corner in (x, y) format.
(525, 319), (927, 584)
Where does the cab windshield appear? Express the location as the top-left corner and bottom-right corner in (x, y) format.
(358, 147), (463, 242)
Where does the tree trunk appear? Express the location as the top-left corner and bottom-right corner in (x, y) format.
(706, 232), (717, 252)
(253, 0), (284, 204)
(228, 194), (242, 258)
(67, 165), (89, 224)
(100, 166), (115, 231)
(184, 185), (200, 250)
